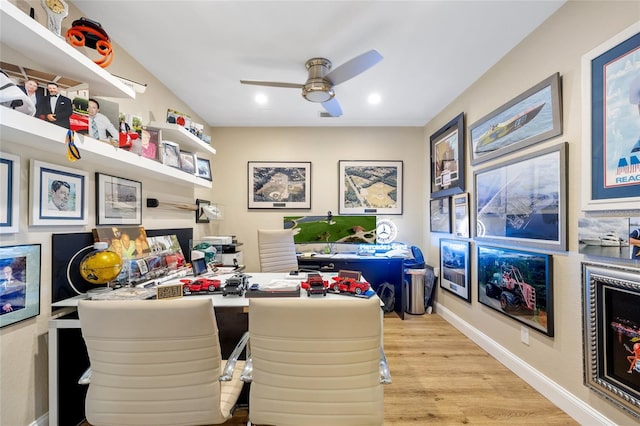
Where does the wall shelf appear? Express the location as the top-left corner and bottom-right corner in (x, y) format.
(148, 121), (216, 155)
(0, 108), (212, 188)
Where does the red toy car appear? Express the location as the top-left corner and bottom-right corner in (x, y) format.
(301, 273), (329, 296)
(180, 278), (221, 295)
(329, 276), (370, 295)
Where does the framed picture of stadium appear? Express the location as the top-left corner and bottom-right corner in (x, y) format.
(339, 160), (403, 215)
(248, 161), (311, 209)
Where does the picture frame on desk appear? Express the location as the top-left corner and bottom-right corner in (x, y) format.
(248, 161), (311, 209)
(581, 23), (640, 211)
(29, 159), (88, 226)
(339, 160), (403, 215)
(582, 262), (640, 417)
(95, 173), (142, 225)
(0, 152), (20, 234)
(0, 244), (41, 329)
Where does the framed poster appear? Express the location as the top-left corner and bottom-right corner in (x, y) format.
(95, 173), (142, 225)
(474, 143), (567, 251)
(582, 262), (640, 417)
(339, 160), (403, 215)
(470, 73), (562, 165)
(0, 152), (20, 233)
(430, 112), (464, 198)
(248, 161), (311, 209)
(0, 244), (41, 328)
(452, 193), (470, 238)
(439, 238), (471, 302)
(477, 245), (553, 336)
(581, 22), (640, 211)
(30, 159), (88, 226)
(430, 197), (451, 234)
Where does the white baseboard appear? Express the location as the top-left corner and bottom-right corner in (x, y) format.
(435, 303), (615, 426)
(29, 412), (48, 426)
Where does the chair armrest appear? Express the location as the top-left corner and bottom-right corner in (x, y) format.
(78, 367), (92, 385)
(220, 331), (249, 381)
(240, 355), (253, 383)
(379, 347), (392, 384)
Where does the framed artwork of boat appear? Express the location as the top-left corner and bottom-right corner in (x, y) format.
(469, 73), (562, 165)
(581, 22), (640, 211)
(578, 216), (639, 260)
(477, 245), (553, 337)
(430, 112), (465, 198)
(582, 262), (640, 417)
(473, 143), (567, 251)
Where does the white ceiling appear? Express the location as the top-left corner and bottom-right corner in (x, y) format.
(74, 1), (565, 128)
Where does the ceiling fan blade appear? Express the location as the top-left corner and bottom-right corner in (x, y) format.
(322, 98), (343, 117)
(240, 80), (304, 89)
(325, 49), (383, 86)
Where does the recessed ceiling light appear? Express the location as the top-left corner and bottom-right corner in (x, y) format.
(368, 93), (381, 105)
(255, 93), (268, 105)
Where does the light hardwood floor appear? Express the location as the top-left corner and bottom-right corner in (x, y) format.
(228, 312), (578, 425)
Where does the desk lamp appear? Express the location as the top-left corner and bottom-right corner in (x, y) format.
(67, 242), (122, 295)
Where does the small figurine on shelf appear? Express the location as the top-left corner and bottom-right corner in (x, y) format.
(41, 0), (68, 38)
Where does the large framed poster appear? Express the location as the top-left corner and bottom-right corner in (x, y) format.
(581, 22), (640, 211)
(339, 160), (403, 215)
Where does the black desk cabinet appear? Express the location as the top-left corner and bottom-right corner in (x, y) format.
(297, 256), (406, 319)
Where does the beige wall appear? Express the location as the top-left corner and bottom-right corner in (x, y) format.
(424, 1), (639, 425)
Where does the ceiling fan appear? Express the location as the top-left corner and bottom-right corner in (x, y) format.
(240, 49), (383, 117)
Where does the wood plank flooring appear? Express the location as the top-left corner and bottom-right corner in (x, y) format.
(227, 312), (577, 425)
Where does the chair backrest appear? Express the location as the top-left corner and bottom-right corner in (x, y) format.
(257, 228), (299, 273)
(78, 298), (232, 426)
(248, 297), (384, 426)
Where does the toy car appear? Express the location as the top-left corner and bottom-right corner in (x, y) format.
(329, 276), (370, 295)
(222, 273), (248, 296)
(301, 273), (328, 297)
(180, 277), (221, 295)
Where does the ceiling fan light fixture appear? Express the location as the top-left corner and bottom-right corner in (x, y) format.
(302, 82), (334, 103)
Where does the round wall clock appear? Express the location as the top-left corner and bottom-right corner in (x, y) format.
(376, 219), (398, 244)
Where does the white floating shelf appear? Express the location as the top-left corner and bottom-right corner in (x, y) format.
(147, 121), (216, 155)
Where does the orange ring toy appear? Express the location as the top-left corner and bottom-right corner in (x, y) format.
(65, 19), (114, 68)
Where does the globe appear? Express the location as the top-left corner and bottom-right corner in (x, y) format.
(80, 245), (122, 284)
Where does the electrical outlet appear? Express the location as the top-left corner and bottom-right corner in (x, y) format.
(520, 326), (529, 345)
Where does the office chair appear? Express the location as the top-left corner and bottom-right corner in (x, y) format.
(257, 229), (299, 273)
(241, 297), (391, 426)
(77, 299), (247, 426)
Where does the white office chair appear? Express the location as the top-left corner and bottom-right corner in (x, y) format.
(241, 297), (390, 426)
(77, 299), (247, 426)
(257, 228), (299, 273)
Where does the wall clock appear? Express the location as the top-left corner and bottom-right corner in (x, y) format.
(376, 219), (398, 244)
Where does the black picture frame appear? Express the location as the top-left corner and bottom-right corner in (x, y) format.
(95, 173), (142, 225)
(477, 245), (553, 336)
(469, 73), (562, 165)
(430, 112), (465, 198)
(248, 161), (311, 209)
(0, 244), (41, 328)
(582, 262), (640, 418)
(196, 157), (212, 181)
(439, 238), (471, 302)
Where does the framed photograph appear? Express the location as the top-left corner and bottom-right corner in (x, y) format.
(248, 161), (311, 209)
(430, 112), (465, 198)
(581, 23), (640, 211)
(196, 157), (212, 181)
(161, 141), (181, 169)
(578, 216), (638, 260)
(439, 239), (471, 302)
(30, 159), (88, 226)
(430, 198), (451, 234)
(452, 193), (470, 238)
(477, 245), (553, 336)
(582, 262), (640, 417)
(166, 108), (191, 128)
(95, 173), (142, 225)
(474, 142), (567, 251)
(179, 150), (196, 174)
(470, 73), (562, 165)
(339, 160), (403, 215)
(132, 127), (160, 161)
(1, 152), (20, 233)
(0, 244), (41, 328)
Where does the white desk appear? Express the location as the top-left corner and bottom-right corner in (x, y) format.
(48, 272), (379, 426)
